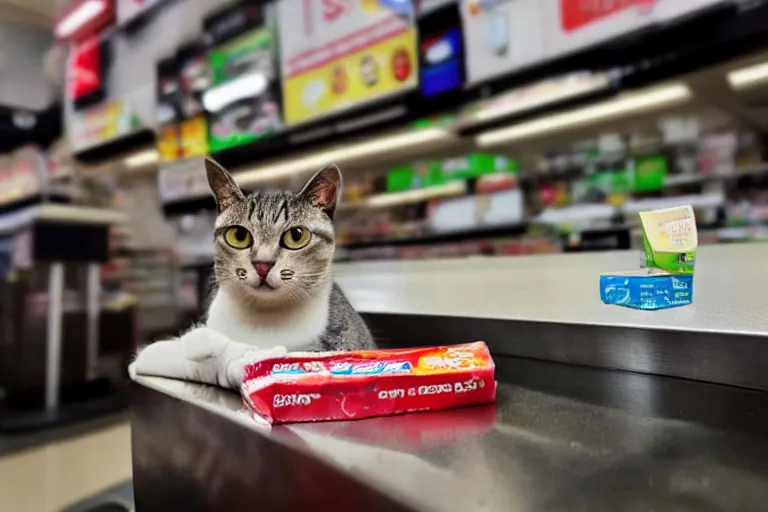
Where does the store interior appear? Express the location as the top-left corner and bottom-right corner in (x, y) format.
(1, 0), (768, 510)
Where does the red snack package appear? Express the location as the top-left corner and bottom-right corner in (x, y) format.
(241, 341), (497, 424)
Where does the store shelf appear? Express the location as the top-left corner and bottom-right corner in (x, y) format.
(664, 163), (768, 187)
(0, 204), (127, 235)
(339, 181), (468, 211)
(621, 192), (725, 214)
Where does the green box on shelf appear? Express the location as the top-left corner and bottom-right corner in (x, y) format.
(386, 165), (415, 192)
(208, 28), (274, 86)
(441, 153), (519, 181)
(633, 155), (667, 192)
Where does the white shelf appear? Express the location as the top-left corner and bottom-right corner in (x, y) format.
(0, 204), (127, 235)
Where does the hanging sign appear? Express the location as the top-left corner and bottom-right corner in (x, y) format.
(277, 0), (419, 126)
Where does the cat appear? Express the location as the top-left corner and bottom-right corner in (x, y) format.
(131, 158), (374, 388)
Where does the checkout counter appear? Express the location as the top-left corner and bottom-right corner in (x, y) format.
(130, 244), (768, 511)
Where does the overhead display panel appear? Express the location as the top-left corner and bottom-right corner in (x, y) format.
(542, 0), (658, 59)
(419, 2), (466, 97)
(542, 0), (731, 60)
(460, 0), (545, 86)
(277, 0), (419, 127)
(204, 1), (282, 152)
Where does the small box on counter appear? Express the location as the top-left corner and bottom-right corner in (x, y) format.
(600, 205), (696, 310)
(241, 342), (497, 424)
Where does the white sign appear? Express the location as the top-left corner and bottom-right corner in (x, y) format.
(277, 0), (418, 125)
(461, 0), (546, 85)
(158, 158), (209, 202)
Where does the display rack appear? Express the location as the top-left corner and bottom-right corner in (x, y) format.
(0, 204), (128, 431)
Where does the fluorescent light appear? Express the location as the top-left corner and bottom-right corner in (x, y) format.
(360, 181), (467, 209)
(727, 62), (768, 89)
(125, 149), (159, 168)
(476, 84), (691, 147)
(202, 72), (269, 113)
(235, 127), (450, 187)
(472, 74), (611, 123)
(56, 0), (106, 38)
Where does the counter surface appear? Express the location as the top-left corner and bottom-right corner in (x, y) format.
(133, 356), (768, 511)
(334, 244), (768, 336)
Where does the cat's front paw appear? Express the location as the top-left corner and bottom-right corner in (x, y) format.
(132, 327), (288, 389)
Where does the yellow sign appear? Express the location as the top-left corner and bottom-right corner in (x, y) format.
(180, 116), (208, 158)
(278, 1), (418, 126)
(157, 124), (180, 162)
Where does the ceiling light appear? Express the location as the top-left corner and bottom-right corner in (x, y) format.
(476, 84), (691, 147)
(727, 62), (768, 89)
(124, 149), (159, 168)
(56, 0), (107, 39)
(202, 72), (269, 113)
(235, 127), (450, 187)
(362, 181), (467, 209)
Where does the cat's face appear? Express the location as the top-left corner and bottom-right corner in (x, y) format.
(206, 158), (340, 308)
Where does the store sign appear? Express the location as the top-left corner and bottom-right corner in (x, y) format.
(559, 0), (656, 31)
(277, 0), (419, 126)
(116, 0), (163, 24)
(461, 0), (545, 85)
(207, 26), (282, 151)
(158, 158), (209, 202)
(543, 0), (657, 57)
(0, 147), (45, 206)
(543, 0), (727, 58)
(69, 98), (140, 151)
(68, 35), (108, 110)
(419, 3), (465, 97)
(180, 116), (208, 158)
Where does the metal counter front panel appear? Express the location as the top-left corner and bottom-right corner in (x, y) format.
(132, 356), (768, 512)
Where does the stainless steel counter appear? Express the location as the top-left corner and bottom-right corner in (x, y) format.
(335, 244), (768, 336)
(132, 356), (768, 511)
(333, 244), (768, 391)
(131, 244), (768, 509)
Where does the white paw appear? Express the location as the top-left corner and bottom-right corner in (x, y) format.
(131, 326), (288, 389)
(182, 327), (231, 361)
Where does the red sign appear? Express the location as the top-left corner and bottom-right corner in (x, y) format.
(68, 36), (102, 101)
(560, 0), (657, 31)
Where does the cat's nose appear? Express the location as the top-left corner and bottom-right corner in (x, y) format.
(253, 261), (275, 280)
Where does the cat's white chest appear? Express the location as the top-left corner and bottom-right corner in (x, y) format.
(205, 287), (329, 350)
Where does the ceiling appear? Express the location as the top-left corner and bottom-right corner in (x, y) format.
(0, 0), (54, 27)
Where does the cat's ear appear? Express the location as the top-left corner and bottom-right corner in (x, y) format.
(205, 157), (245, 212)
(299, 164), (342, 218)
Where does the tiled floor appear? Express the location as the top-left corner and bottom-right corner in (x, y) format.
(0, 419), (132, 512)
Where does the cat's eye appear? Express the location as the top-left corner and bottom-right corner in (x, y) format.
(223, 226), (253, 249)
(281, 227), (311, 250)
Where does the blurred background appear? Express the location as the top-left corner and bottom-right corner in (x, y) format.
(1, 0), (768, 509)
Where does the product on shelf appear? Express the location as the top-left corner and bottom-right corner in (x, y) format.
(206, 5), (282, 152)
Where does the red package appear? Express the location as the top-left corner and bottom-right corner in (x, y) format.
(241, 342), (497, 424)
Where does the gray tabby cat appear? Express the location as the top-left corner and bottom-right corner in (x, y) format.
(130, 158), (373, 388)
(203, 157), (374, 352)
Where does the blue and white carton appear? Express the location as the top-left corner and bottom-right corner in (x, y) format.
(600, 205), (696, 310)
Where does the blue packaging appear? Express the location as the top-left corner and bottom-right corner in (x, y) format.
(600, 270), (694, 310)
